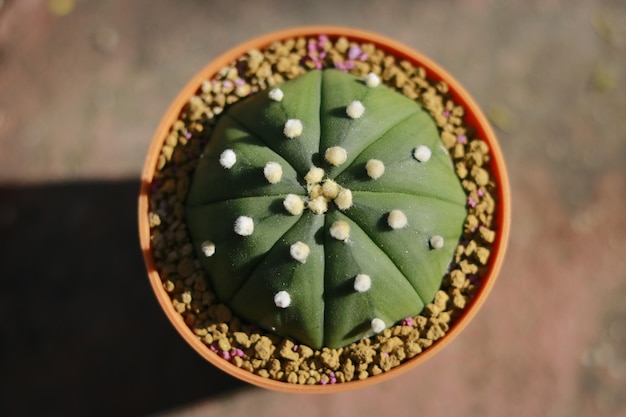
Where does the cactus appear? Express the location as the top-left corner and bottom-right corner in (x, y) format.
(186, 69), (467, 349)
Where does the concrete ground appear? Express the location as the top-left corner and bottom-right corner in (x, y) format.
(0, 0), (625, 416)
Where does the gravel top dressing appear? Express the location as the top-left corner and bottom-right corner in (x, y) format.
(147, 34), (497, 385)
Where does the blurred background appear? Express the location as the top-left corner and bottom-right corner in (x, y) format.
(0, 0), (625, 416)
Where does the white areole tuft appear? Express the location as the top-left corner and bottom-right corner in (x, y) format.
(346, 100), (365, 119)
(200, 240), (215, 257)
(354, 274), (372, 292)
(233, 216), (254, 236)
(304, 166), (325, 185)
(219, 149), (236, 169)
(330, 220), (350, 242)
(308, 196), (328, 215)
(371, 318), (386, 333)
(263, 161), (283, 184)
(413, 145), (432, 162)
(365, 159), (385, 179)
(364, 72), (381, 88)
(283, 119), (303, 139)
(274, 291), (291, 308)
(290, 241), (311, 263)
(334, 188), (353, 210)
(268, 88), (284, 102)
(325, 146), (348, 166)
(283, 194), (304, 215)
(387, 209), (408, 229)
(429, 235), (445, 249)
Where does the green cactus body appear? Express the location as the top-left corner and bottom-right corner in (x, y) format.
(186, 69), (467, 349)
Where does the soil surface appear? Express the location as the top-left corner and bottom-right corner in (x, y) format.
(0, 1), (625, 416)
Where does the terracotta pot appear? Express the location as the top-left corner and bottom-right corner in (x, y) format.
(138, 25), (511, 393)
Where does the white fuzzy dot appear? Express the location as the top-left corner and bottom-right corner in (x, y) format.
(200, 240), (215, 257)
(234, 216), (254, 236)
(308, 183), (322, 199)
(334, 188), (353, 211)
(308, 196), (328, 215)
(346, 100), (365, 119)
(365, 159), (385, 179)
(283, 194), (304, 215)
(429, 235), (445, 249)
(268, 88), (284, 102)
(413, 145), (432, 162)
(274, 291), (291, 308)
(263, 161), (283, 184)
(371, 318), (386, 333)
(387, 209), (408, 229)
(325, 146), (348, 166)
(321, 180), (340, 199)
(283, 119), (303, 139)
(364, 72), (380, 88)
(219, 149), (236, 169)
(290, 241), (310, 263)
(304, 166), (325, 185)
(354, 274), (372, 292)
(330, 220), (350, 242)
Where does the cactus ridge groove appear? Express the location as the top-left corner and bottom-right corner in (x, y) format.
(317, 78), (373, 177)
(326, 210), (424, 306)
(326, 106), (419, 180)
(227, 211), (310, 303)
(222, 113), (303, 177)
(188, 193), (305, 214)
(349, 190), (467, 208)
(333, 112), (429, 180)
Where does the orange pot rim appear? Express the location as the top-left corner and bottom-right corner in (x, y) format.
(138, 25), (511, 394)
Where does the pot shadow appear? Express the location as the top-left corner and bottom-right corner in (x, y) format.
(0, 180), (248, 417)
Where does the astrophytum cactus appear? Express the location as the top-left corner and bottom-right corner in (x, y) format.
(186, 69), (467, 349)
